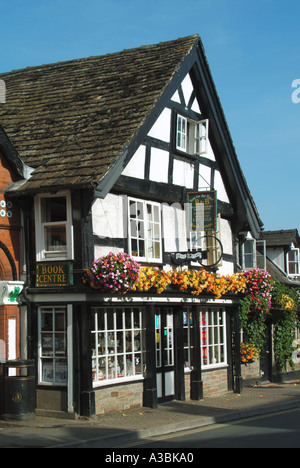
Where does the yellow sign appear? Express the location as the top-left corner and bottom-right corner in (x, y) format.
(36, 262), (71, 287)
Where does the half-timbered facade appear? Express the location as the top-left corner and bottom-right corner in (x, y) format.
(0, 35), (264, 417)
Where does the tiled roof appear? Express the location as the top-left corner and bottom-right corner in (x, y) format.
(262, 229), (300, 248)
(0, 35), (198, 193)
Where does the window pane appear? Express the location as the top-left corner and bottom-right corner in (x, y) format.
(41, 197), (66, 223)
(41, 334), (53, 356)
(194, 121), (208, 154)
(41, 312), (53, 331)
(55, 359), (67, 384)
(55, 312), (66, 331)
(44, 225), (67, 252)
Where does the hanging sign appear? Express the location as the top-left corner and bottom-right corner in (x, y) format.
(187, 191), (217, 231)
(170, 251), (207, 264)
(36, 262), (71, 287)
(0, 281), (24, 305)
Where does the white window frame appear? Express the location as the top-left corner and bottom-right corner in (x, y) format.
(183, 308), (194, 372)
(128, 197), (162, 263)
(38, 306), (68, 386)
(176, 115), (187, 151)
(91, 307), (145, 387)
(200, 307), (227, 369)
(35, 191), (74, 261)
(287, 248), (300, 276)
(176, 114), (209, 155)
(242, 238), (257, 270)
(194, 119), (209, 155)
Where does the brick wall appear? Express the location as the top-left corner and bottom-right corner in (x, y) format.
(202, 368), (228, 396)
(241, 360), (260, 381)
(184, 367), (229, 399)
(94, 381), (144, 415)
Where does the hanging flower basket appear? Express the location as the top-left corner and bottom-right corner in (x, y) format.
(243, 269), (273, 314)
(83, 252), (140, 294)
(240, 342), (259, 364)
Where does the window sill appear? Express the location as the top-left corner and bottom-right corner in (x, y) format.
(38, 381), (67, 387)
(202, 363), (228, 371)
(92, 374), (144, 389)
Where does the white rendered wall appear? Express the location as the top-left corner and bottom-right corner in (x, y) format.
(122, 145), (146, 179)
(149, 148), (169, 183)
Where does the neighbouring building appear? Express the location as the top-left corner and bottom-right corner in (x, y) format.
(0, 126), (28, 365)
(262, 229), (300, 282)
(0, 35), (272, 417)
(239, 229), (300, 385)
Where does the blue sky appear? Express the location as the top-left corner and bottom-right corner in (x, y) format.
(0, 0), (299, 233)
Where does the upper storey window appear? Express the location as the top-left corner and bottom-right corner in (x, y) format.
(128, 197), (162, 263)
(35, 191), (73, 261)
(287, 248), (300, 276)
(176, 115), (209, 155)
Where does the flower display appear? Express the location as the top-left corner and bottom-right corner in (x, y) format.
(240, 342), (259, 364)
(83, 252), (140, 294)
(132, 267), (247, 299)
(83, 255), (247, 299)
(243, 269), (273, 314)
(271, 281), (299, 311)
(278, 294), (295, 311)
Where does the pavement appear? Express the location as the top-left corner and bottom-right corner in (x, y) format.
(1, 380), (300, 448)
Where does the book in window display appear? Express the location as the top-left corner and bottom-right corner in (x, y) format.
(55, 334), (66, 355)
(55, 360), (67, 384)
(42, 334), (53, 356)
(42, 360), (54, 382)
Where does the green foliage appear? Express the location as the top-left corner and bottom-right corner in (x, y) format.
(240, 280), (299, 373)
(273, 308), (297, 373)
(239, 296), (267, 353)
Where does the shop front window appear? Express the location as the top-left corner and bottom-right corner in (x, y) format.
(91, 307), (145, 386)
(200, 307), (227, 368)
(38, 307), (67, 385)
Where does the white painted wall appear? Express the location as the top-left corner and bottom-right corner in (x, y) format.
(162, 203), (188, 252)
(92, 194), (126, 259)
(122, 145), (146, 179)
(148, 108), (171, 142)
(149, 148), (169, 183)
